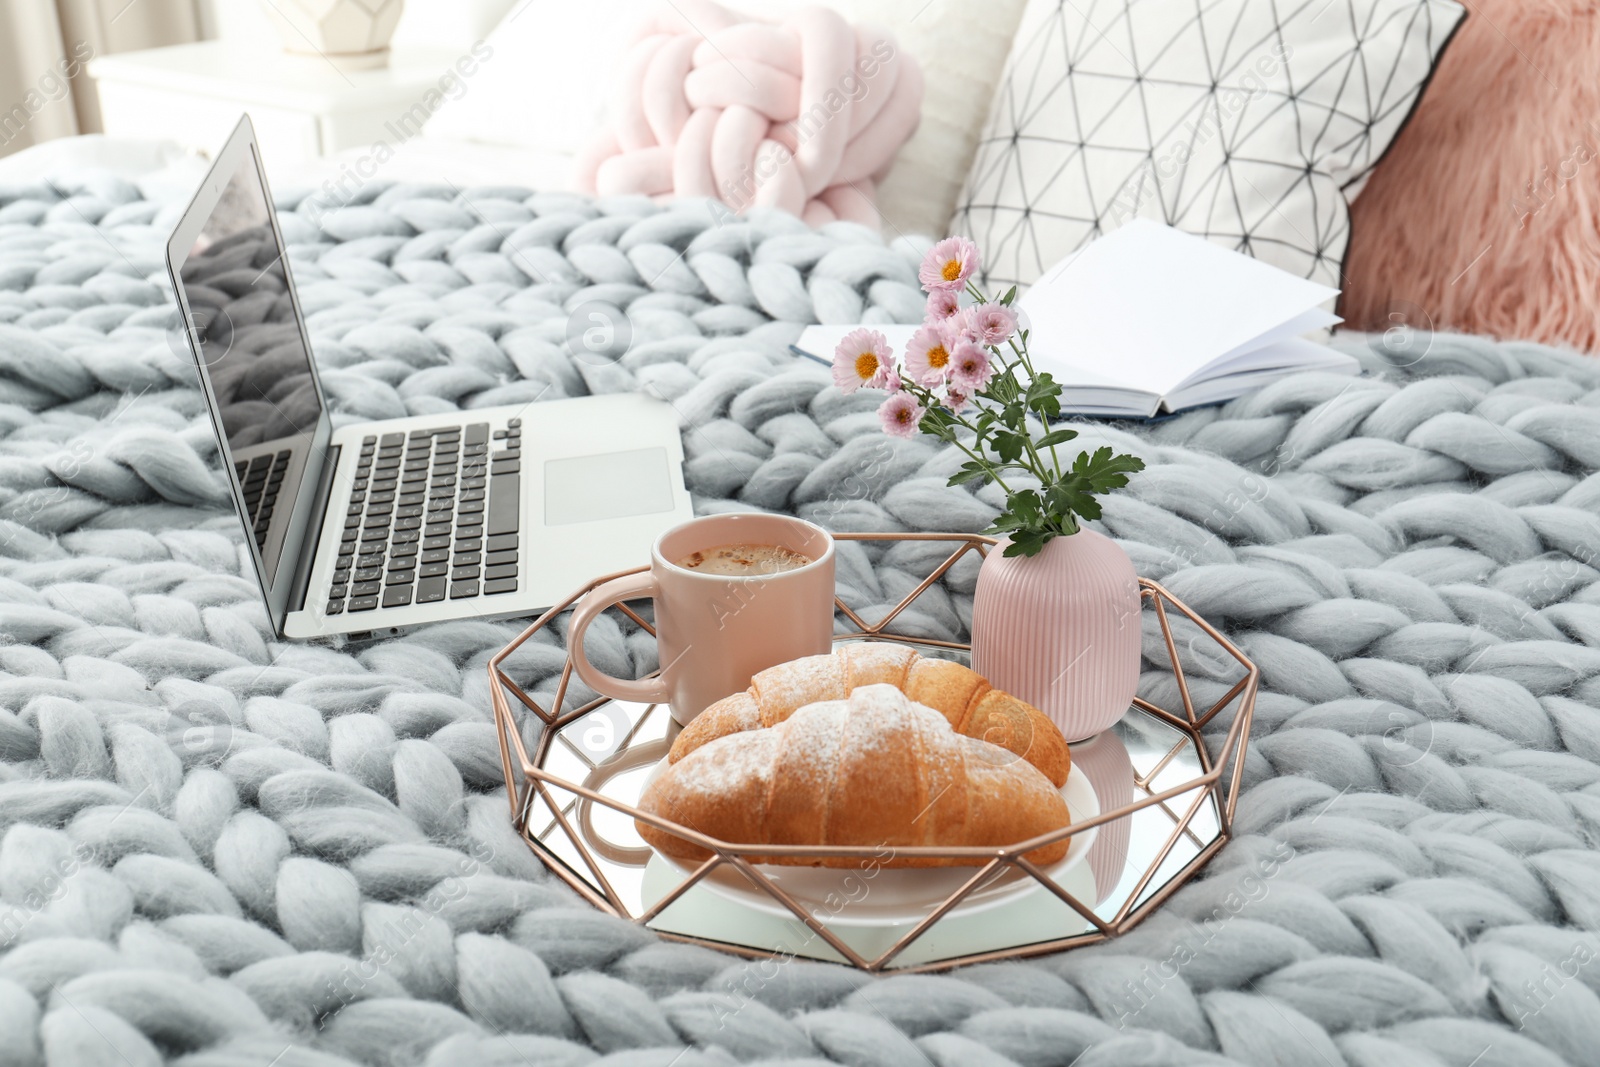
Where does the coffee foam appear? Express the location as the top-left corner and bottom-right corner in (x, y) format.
(675, 542), (812, 576)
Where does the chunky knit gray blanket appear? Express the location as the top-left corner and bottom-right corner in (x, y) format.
(1, 171), (1598, 1067)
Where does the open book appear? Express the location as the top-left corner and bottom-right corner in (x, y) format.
(796, 220), (1357, 418)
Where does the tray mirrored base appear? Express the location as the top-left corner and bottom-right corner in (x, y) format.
(522, 692), (1225, 970)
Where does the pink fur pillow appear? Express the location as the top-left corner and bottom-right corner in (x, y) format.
(1342, 1), (1600, 352)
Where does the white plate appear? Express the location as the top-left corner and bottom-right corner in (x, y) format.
(644, 758), (1099, 927)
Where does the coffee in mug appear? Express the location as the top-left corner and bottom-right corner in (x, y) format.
(567, 514), (836, 725)
(674, 543), (812, 576)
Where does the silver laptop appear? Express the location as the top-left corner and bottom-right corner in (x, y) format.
(165, 116), (692, 641)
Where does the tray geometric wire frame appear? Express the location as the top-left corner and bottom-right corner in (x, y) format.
(489, 532), (1258, 973)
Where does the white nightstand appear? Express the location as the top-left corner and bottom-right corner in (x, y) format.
(90, 40), (470, 166)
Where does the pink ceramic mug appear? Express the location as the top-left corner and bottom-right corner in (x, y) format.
(567, 513), (836, 725)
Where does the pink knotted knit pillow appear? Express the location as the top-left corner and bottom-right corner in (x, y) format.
(574, 0), (923, 229)
(1343, 1), (1600, 352)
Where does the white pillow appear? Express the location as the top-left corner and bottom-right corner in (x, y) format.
(421, 0), (642, 159)
(423, 0), (1028, 236)
(950, 0), (1465, 290)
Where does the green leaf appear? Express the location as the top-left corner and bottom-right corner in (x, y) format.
(947, 463), (993, 487)
(1043, 480), (1096, 521)
(993, 431), (1028, 463)
(1020, 376), (1060, 421)
(1072, 446), (1147, 492)
(1006, 488), (1042, 522)
(1035, 428), (1079, 449)
(999, 285), (1018, 307)
(1025, 376), (1061, 402)
(1002, 529), (1049, 557)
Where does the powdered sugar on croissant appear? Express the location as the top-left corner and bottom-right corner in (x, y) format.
(670, 644), (1072, 786)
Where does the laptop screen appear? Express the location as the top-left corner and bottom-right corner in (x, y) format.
(175, 144), (324, 585)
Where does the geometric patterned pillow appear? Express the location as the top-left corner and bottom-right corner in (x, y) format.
(950, 0), (1466, 292)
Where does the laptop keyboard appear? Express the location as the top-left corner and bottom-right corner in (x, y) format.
(234, 450), (291, 553)
(326, 419), (522, 615)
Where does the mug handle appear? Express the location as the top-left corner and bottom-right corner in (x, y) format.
(567, 571), (673, 706)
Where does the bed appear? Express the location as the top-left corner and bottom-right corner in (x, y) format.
(0, 151), (1598, 1066)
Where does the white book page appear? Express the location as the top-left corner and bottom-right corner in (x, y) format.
(1180, 307), (1343, 386)
(1162, 338), (1359, 411)
(1019, 220), (1341, 397)
(1056, 390), (1164, 419)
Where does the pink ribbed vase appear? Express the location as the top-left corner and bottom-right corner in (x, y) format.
(971, 528), (1141, 742)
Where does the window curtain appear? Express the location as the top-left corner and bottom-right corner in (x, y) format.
(0, 0), (202, 159)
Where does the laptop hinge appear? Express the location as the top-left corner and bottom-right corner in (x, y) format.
(287, 442), (340, 618)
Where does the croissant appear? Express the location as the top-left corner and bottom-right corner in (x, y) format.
(671, 644), (1071, 787)
(639, 684), (1071, 867)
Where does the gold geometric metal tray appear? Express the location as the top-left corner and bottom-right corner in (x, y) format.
(489, 532), (1257, 973)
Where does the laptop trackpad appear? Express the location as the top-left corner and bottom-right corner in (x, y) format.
(545, 447), (677, 526)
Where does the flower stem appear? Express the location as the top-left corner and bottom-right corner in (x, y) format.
(944, 415), (1016, 495)
(920, 386), (1017, 496)
(1007, 335), (1063, 479)
(979, 336), (1056, 486)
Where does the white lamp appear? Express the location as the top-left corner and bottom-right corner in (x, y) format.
(259, 0), (407, 71)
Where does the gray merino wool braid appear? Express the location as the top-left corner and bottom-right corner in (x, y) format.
(1, 170), (1600, 1066)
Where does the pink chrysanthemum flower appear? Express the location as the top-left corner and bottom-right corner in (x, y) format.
(965, 302), (1017, 346)
(830, 328), (891, 394)
(943, 386), (973, 413)
(904, 324), (954, 386)
(884, 370), (903, 393)
(943, 313), (980, 347)
(878, 391), (925, 438)
(925, 288), (962, 322)
(919, 236), (980, 292)
(948, 340), (994, 392)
